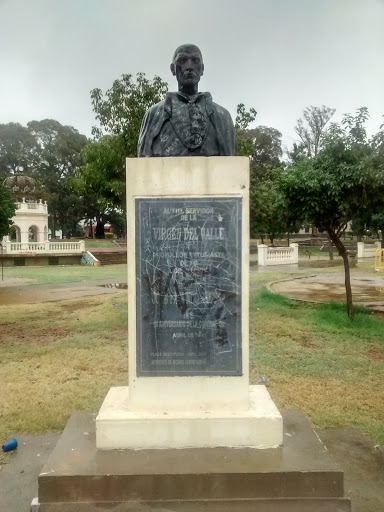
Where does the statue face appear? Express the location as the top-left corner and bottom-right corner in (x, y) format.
(171, 47), (204, 89)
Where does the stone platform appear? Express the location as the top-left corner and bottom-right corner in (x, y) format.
(37, 410), (351, 511)
(96, 385), (282, 450)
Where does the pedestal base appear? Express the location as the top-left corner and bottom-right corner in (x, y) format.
(96, 385), (283, 449)
(38, 410), (351, 511)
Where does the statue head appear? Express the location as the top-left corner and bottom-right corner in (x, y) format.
(170, 44), (204, 95)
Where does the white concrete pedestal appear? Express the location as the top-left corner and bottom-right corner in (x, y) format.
(96, 157), (283, 451)
(96, 385), (283, 449)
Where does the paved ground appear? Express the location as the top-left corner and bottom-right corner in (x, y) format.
(1, 426), (383, 511)
(0, 432), (60, 511)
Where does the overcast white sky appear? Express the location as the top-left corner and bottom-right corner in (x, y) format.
(0, 0), (383, 150)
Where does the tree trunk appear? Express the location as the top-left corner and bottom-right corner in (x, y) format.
(326, 233), (334, 260)
(95, 217), (105, 239)
(89, 220), (93, 238)
(51, 216), (56, 240)
(326, 227), (354, 319)
(58, 213), (65, 239)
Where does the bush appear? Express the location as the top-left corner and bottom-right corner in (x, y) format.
(105, 232), (114, 239)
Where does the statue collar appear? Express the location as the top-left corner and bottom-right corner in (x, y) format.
(164, 92), (214, 117)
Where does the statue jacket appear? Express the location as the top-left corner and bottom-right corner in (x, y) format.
(137, 92), (236, 157)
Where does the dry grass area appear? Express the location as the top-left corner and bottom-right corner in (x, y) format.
(0, 293), (127, 459)
(1, 271), (383, 462)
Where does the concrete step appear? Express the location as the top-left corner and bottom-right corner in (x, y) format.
(88, 249), (127, 265)
(38, 410), (350, 511)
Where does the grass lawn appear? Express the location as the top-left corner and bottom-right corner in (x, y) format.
(0, 263), (383, 462)
(0, 293), (128, 461)
(84, 240), (117, 249)
(1, 264), (127, 285)
(250, 289), (384, 445)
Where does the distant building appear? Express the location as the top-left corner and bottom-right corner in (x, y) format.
(2, 166), (49, 244)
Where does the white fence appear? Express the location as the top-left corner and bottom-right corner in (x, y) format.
(258, 243), (299, 266)
(4, 240), (85, 254)
(357, 241), (381, 258)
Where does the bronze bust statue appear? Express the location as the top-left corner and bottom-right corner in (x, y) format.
(138, 44), (236, 157)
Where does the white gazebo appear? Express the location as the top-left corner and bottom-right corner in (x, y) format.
(2, 166), (84, 257)
(8, 197), (49, 245)
(2, 166), (48, 247)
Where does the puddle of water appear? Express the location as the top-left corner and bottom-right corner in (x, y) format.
(0, 292), (35, 305)
(251, 260), (347, 271)
(272, 281), (384, 303)
(99, 283), (128, 289)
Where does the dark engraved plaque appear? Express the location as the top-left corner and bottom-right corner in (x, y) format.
(136, 197), (242, 376)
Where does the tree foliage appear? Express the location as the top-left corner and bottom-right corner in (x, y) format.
(236, 108), (291, 240)
(0, 183), (16, 238)
(235, 103), (257, 157)
(0, 123), (39, 180)
(370, 213), (384, 248)
(0, 119), (89, 237)
(280, 107), (384, 318)
(74, 135), (126, 209)
(91, 73), (168, 156)
(75, 73), (168, 210)
(28, 120), (89, 236)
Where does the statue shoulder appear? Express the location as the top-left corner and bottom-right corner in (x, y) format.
(210, 101), (234, 124)
(144, 99), (167, 120)
(138, 99), (167, 157)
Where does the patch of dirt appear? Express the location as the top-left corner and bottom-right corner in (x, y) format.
(113, 326), (128, 335)
(280, 333), (317, 348)
(0, 326), (72, 346)
(367, 349), (384, 360)
(297, 336), (317, 348)
(59, 301), (96, 312)
(370, 310), (384, 320)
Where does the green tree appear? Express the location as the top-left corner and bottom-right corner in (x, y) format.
(74, 135), (126, 210)
(0, 120), (89, 237)
(27, 119), (88, 237)
(105, 208), (126, 238)
(370, 213), (384, 248)
(0, 123), (39, 181)
(235, 103), (257, 157)
(249, 126), (283, 172)
(75, 73), (168, 211)
(351, 211), (373, 241)
(279, 108), (384, 318)
(250, 179), (288, 243)
(236, 109), (291, 241)
(0, 183), (16, 238)
(91, 73), (168, 154)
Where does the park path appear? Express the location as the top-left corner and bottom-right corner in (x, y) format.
(0, 279), (126, 305)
